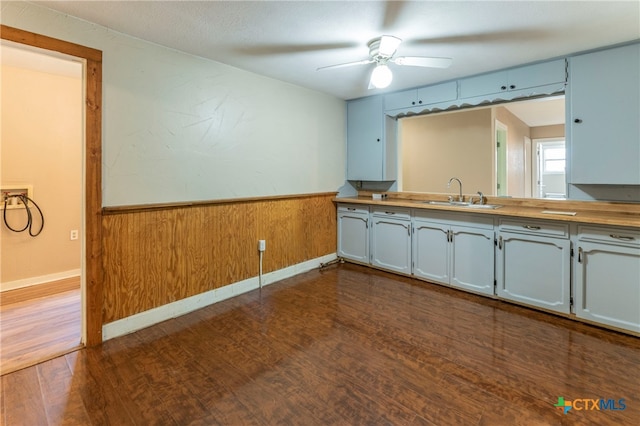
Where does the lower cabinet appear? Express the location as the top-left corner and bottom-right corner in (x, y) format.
(336, 202), (637, 335)
(337, 204), (369, 263)
(574, 225), (640, 333)
(413, 211), (495, 295)
(496, 219), (571, 314)
(370, 208), (411, 274)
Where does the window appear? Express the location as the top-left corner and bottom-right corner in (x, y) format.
(543, 146), (566, 174)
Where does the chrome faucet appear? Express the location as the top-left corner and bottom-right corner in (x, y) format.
(447, 177), (463, 202)
(469, 191), (485, 205)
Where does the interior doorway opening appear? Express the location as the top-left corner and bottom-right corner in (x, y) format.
(495, 120), (508, 196)
(0, 40), (85, 373)
(534, 138), (567, 199)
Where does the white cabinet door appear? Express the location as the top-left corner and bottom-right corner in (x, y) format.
(416, 81), (458, 106)
(459, 71), (507, 99)
(459, 59), (565, 99)
(574, 226), (640, 333)
(413, 213), (495, 294)
(412, 220), (450, 284)
(384, 88), (419, 111)
(569, 43), (640, 184)
(496, 231), (571, 313)
(385, 81), (458, 111)
(507, 59), (565, 91)
(450, 226), (495, 295)
(347, 96), (398, 181)
(337, 205), (369, 264)
(371, 213), (411, 274)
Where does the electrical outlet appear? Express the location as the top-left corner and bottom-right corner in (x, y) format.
(258, 240), (266, 252)
(70, 230), (79, 240)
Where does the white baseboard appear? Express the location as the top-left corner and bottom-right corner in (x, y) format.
(0, 269), (81, 292)
(102, 253), (337, 341)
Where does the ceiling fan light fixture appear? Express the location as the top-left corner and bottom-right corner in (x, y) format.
(377, 35), (402, 57)
(370, 64), (393, 88)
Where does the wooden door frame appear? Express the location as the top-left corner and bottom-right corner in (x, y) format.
(1, 25), (104, 346)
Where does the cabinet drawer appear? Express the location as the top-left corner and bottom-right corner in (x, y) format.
(499, 218), (569, 238)
(372, 207), (410, 220)
(338, 204), (369, 215)
(578, 225), (640, 247)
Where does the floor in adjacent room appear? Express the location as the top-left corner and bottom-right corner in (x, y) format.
(0, 277), (82, 375)
(1, 264), (638, 425)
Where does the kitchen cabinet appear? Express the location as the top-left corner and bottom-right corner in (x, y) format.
(459, 59), (566, 99)
(413, 211), (495, 295)
(574, 225), (640, 333)
(384, 81), (457, 112)
(568, 43), (640, 185)
(496, 218), (571, 313)
(346, 96), (398, 181)
(337, 204), (369, 264)
(370, 207), (411, 274)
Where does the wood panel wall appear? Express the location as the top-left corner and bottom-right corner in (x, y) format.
(101, 193), (337, 323)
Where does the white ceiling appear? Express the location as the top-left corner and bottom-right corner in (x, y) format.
(25, 1), (640, 100)
(504, 96), (565, 127)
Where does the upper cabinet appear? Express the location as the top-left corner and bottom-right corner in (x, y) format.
(568, 43), (640, 185)
(347, 96), (398, 181)
(384, 81), (457, 112)
(459, 59), (566, 99)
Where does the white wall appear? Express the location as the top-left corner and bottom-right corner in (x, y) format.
(0, 2), (346, 206)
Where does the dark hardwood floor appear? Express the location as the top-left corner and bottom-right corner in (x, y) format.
(2, 263), (639, 425)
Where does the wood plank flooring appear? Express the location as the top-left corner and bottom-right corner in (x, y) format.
(2, 263), (639, 425)
(0, 278), (82, 375)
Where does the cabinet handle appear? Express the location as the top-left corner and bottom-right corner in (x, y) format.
(509, 84), (516, 90)
(500, 85), (507, 90)
(407, 225), (411, 236)
(376, 138), (380, 142)
(498, 236), (503, 249)
(365, 218), (368, 229)
(523, 225), (541, 230)
(610, 234), (635, 241)
(347, 207), (356, 211)
(418, 100), (423, 104)
(578, 247), (583, 263)
(411, 101), (416, 105)
(574, 118), (583, 124)
(384, 211), (395, 215)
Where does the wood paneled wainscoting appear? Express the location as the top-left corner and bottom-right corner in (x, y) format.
(101, 193), (337, 327)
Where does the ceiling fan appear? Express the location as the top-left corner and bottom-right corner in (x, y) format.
(317, 35), (452, 89)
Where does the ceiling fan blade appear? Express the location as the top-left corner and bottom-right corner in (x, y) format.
(378, 35), (402, 57)
(316, 59), (374, 71)
(382, 0), (408, 30)
(392, 56), (453, 68)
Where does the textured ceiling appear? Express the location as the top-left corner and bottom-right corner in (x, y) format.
(29, 1), (640, 100)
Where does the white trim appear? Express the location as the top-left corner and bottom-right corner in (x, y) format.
(102, 253), (337, 341)
(0, 269), (81, 292)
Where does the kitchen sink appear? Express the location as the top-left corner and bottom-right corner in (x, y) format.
(424, 201), (502, 209)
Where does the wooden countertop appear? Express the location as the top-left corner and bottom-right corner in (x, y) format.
(334, 192), (640, 229)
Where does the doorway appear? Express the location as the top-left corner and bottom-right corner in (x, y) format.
(0, 41), (84, 373)
(1, 25), (103, 351)
(534, 138), (566, 198)
(495, 120), (508, 196)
